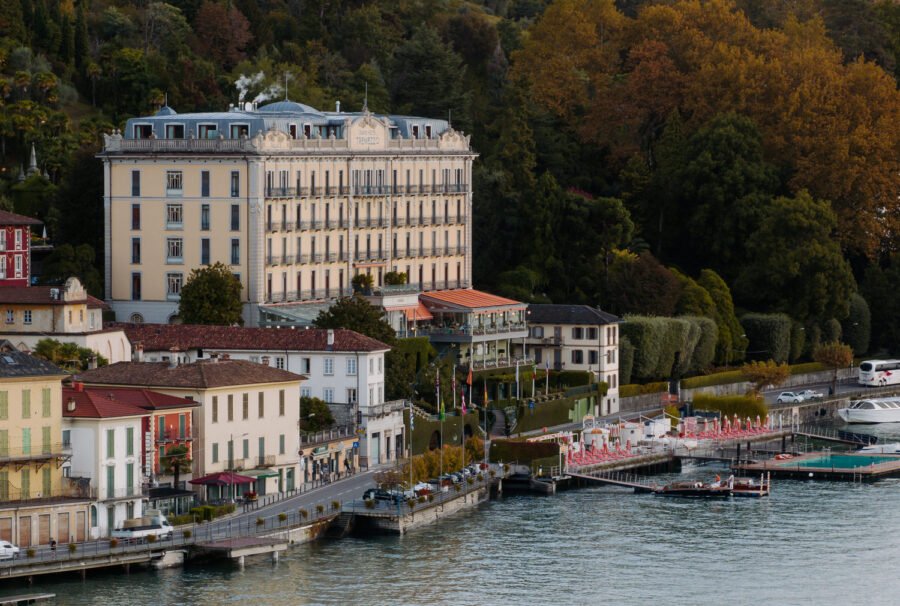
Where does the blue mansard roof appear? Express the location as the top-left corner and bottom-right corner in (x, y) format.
(124, 100), (452, 142)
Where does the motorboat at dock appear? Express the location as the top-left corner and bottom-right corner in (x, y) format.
(837, 398), (900, 424)
(654, 477), (733, 498)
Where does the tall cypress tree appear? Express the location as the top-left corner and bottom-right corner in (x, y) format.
(74, 1), (88, 70)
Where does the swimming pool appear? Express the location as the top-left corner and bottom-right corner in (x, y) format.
(784, 454), (900, 469)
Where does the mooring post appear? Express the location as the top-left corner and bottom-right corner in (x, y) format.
(237, 555), (245, 569)
(272, 550), (279, 563)
(782, 435), (787, 453)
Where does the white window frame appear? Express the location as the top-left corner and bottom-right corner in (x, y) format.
(14, 230), (21, 250)
(323, 388), (334, 403)
(323, 358), (334, 376)
(23, 310), (31, 325)
(133, 123), (153, 139)
(166, 204), (183, 228)
(166, 171), (183, 196)
(346, 358), (357, 376)
(0, 230), (6, 251)
(164, 123), (185, 139)
(13, 255), (21, 278)
(197, 123), (218, 139)
(166, 238), (183, 263)
(166, 273), (183, 300)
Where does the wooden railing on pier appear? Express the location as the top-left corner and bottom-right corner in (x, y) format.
(567, 470), (658, 493)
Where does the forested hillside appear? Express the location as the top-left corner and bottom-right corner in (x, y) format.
(0, 0), (899, 356)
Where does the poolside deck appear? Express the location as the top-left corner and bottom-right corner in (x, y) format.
(734, 452), (900, 481)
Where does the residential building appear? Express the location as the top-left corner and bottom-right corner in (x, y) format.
(76, 358), (303, 500)
(418, 289), (529, 370)
(525, 304), (622, 416)
(99, 100), (476, 327)
(0, 210), (41, 287)
(61, 385), (149, 538)
(0, 277), (132, 363)
(298, 426), (359, 484)
(118, 323), (402, 467)
(0, 343), (92, 547)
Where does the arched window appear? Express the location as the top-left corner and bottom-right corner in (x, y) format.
(129, 313), (144, 324)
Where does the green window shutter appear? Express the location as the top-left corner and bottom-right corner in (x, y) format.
(179, 415), (186, 439)
(42, 426), (50, 454)
(107, 429), (115, 458)
(107, 465), (115, 499)
(279, 434), (285, 455)
(0, 391), (8, 420)
(21, 389), (30, 418)
(0, 471), (8, 500)
(158, 416), (165, 439)
(212, 443), (218, 464)
(0, 430), (7, 457)
(126, 463), (134, 496)
(21, 469), (30, 499)
(42, 467), (51, 496)
(21, 428), (30, 455)
(126, 427), (134, 456)
(41, 388), (51, 418)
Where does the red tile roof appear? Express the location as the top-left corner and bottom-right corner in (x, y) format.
(63, 388), (150, 419)
(64, 386), (199, 416)
(117, 324), (390, 353)
(0, 210), (42, 226)
(75, 359), (305, 389)
(420, 289), (525, 311)
(0, 286), (106, 308)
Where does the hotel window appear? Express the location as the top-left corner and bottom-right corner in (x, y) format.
(279, 390), (285, 416)
(132, 204), (141, 230)
(347, 388), (357, 404)
(346, 358), (357, 376)
(587, 327), (598, 340)
(167, 238), (183, 263)
(242, 393), (249, 420)
(23, 310), (31, 325)
(14, 230), (21, 250)
(231, 204), (240, 230)
(4, 310), (11, 324)
(166, 272), (183, 299)
(166, 204), (183, 228)
(324, 358), (334, 376)
(212, 443), (219, 463)
(258, 392), (264, 418)
(231, 172), (240, 197)
(571, 350), (584, 364)
(201, 171), (210, 197)
(300, 358), (311, 373)
(131, 273), (141, 301)
(589, 350), (599, 365)
(131, 170), (141, 196)
(201, 238), (210, 265)
(231, 239), (240, 265)
(301, 387), (310, 398)
(131, 238), (141, 264)
(166, 171), (183, 195)
(230, 124), (249, 138)
(14, 255), (21, 278)
(133, 124), (152, 139)
(324, 388), (334, 403)
(212, 396), (218, 422)
(227, 395), (234, 421)
(572, 327), (584, 340)
(165, 124), (185, 139)
(201, 204), (210, 230)
(0, 231), (5, 251)
(198, 124), (218, 139)
(275, 357), (285, 369)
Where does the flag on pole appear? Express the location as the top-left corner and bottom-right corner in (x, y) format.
(409, 407), (415, 431)
(483, 380), (489, 406)
(435, 372), (440, 409)
(461, 392), (467, 415)
(466, 365), (473, 387)
(532, 364), (537, 397)
(451, 372), (457, 407)
(439, 397), (445, 421)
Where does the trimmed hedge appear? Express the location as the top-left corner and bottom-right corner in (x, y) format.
(680, 370), (745, 389)
(691, 394), (768, 419)
(788, 362), (826, 375)
(489, 439), (559, 464)
(619, 382), (668, 397)
(683, 315), (717, 373)
(515, 394), (594, 433)
(619, 336), (634, 385)
(741, 313), (791, 363)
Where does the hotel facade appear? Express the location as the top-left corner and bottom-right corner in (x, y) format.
(99, 100), (476, 326)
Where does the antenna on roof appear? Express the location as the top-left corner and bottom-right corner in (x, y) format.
(283, 72), (290, 101)
(363, 82), (368, 113)
(448, 109), (452, 129)
(164, 91), (168, 108)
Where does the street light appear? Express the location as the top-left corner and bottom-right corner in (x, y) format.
(229, 432), (248, 502)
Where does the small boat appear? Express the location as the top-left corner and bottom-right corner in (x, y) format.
(858, 443), (900, 454)
(731, 474), (771, 498)
(654, 480), (732, 498)
(837, 398), (900, 424)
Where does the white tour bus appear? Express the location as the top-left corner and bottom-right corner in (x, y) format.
(858, 360), (900, 386)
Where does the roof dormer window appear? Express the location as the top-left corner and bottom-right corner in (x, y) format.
(425, 125), (432, 138)
(198, 124), (218, 139)
(165, 124), (185, 139)
(230, 124), (249, 139)
(411, 125), (420, 139)
(133, 124), (152, 139)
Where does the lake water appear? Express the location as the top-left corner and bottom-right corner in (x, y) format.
(11, 424), (900, 605)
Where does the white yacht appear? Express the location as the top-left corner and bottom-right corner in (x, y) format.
(837, 398), (900, 423)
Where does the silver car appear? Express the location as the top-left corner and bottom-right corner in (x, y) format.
(0, 540), (19, 560)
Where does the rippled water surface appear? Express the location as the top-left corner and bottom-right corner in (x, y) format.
(11, 425), (900, 605)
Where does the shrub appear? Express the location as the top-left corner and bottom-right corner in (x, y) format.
(692, 393), (767, 419)
(316, 504), (325, 514)
(454, 484), (461, 492)
(682, 316), (717, 373)
(182, 530), (192, 539)
(619, 336), (634, 384)
(477, 473), (484, 481)
(466, 476), (474, 485)
(555, 370), (591, 387)
(256, 517), (265, 526)
(407, 498), (416, 509)
(364, 499), (375, 509)
(427, 494), (435, 502)
(109, 538), (119, 548)
(823, 318), (842, 343)
(741, 313), (791, 363)
(278, 513), (288, 523)
(331, 500), (340, 511)
(417, 495), (426, 503)
(790, 321), (806, 362)
(146, 535), (156, 544)
(299, 508), (309, 518)
(619, 381), (668, 397)
(681, 371), (745, 389)
(26, 548), (35, 558)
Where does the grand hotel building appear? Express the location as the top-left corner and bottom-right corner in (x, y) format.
(100, 100), (476, 325)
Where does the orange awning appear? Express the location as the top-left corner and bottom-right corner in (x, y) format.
(389, 303), (432, 321)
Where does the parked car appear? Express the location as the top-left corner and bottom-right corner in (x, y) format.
(0, 541), (19, 560)
(362, 488), (394, 502)
(796, 389), (824, 401)
(412, 482), (432, 496)
(776, 392), (804, 404)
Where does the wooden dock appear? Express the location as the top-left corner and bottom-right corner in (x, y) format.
(193, 537), (288, 567)
(567, 470), (658, 493)
(0, 594), (55, 605)
(734, 452), (900, 481)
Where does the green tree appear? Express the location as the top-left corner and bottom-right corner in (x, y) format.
(160, 444), (192, 489)
(300, 396), (335, 431)
(313, 295), (395, 344)
(177, 262), (243, 325)
(39, 244), (102, 296)
(734, 191), (856, 324)
(605, 251), (681, 316)
(841, 294), (871, 356)
(698, 269), (747, 366)
(33, 338), (107, 371)
(814, 341), (854, 395)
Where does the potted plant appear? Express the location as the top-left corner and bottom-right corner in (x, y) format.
(331, 500), (340, 511)
(68, 543), (78, 553)
(315, 504), (325, 515)
(278, 512), (288, 523)
(256, 517), (265, 526)
(364, 499), (375, 509)
(109, 538), (119, 548)
(183, 529), (192, 539)
(299, 508), (309, 519)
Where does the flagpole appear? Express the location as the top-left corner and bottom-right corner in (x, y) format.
(408, 400), (414, 491)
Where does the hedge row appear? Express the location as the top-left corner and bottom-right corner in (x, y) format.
(619, 382), (669, 398)
(489, 439), (560, 464)
(691, 394), (768, 419)
(622, 316), (720, 381)
(740, 313), (791, 363)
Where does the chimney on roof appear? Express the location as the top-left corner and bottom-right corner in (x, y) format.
(134, 342), (144, 363)
(327, 329), (335, 349)
(73, 382), (83, 392)
(261, 355), (270, 367)
(169, 348), (180, 369)
(88, 355), (97, 370)
(221, 353), (230, 361)
(210, 352), (219, 363)
(66, 397), (76, 412)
